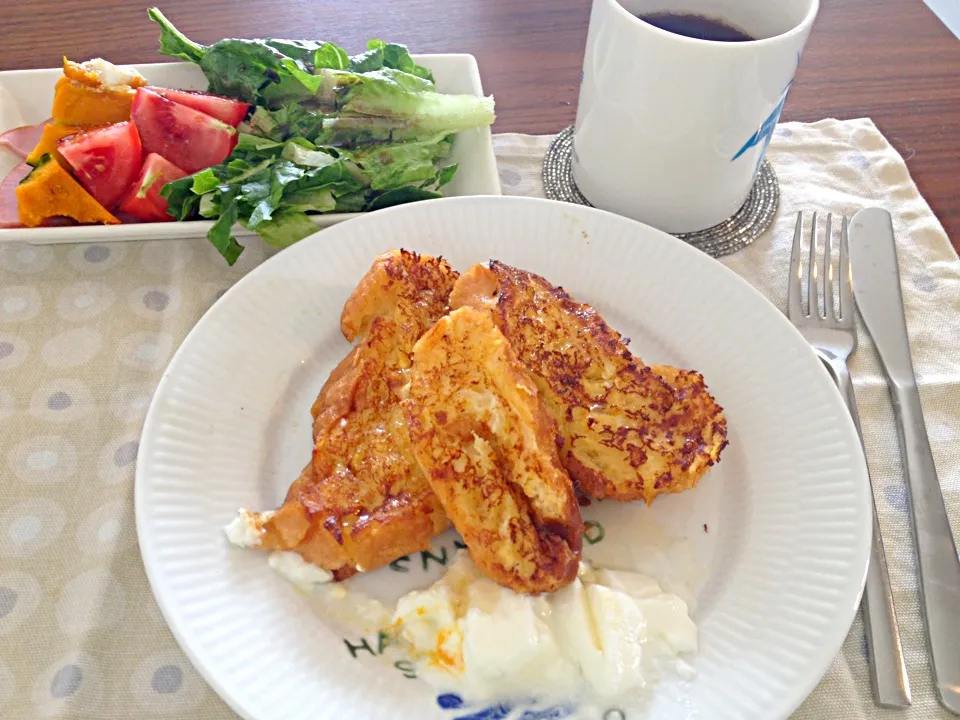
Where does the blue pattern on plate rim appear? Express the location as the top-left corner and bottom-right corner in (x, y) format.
(437, 692), (626, 720)
(436, 693), (576, 719)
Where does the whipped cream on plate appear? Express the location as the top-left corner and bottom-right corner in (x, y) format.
(391, 552), (697, 704)
(225, 509), (698, 706)
(268, 551), (333, 590)
(224, 508), (266, 548)
(225, 509), (333, 592)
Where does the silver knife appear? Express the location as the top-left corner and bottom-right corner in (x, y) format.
(849, 207), (960, 715)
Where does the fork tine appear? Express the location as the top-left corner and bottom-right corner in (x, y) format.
(807, 212), (818, 317)
(788, 212), (804, 319)
(823, 213), (835, 320)
(839, 215), (853, 319)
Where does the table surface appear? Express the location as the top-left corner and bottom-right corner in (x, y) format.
(3, 0), (959, 246)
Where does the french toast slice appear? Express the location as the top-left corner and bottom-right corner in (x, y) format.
(243, 250), (457, 579)
(404, 307), (583, 594)
(450, 261), (727, 505)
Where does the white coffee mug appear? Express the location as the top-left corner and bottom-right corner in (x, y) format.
(572, 0), (819, 233)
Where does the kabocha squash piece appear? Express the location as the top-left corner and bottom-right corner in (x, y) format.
(51, 77), (137, 126)
(32, 58), (145, 159)
(25, 123), (82, 166)
(52, 57), (145, 126)
(16, 156), (120, 227)
(62, 59), (103, 87)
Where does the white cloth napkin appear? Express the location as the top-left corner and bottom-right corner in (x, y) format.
(494, 117), (960, 719)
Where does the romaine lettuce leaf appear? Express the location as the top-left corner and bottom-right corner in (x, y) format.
(366, 186), (442, 210)
(149, 9), (324, 103)
(148, 8), (204, 63)
(338, 134), (453, 190)
(148, 8), (489, 264)
(347, 40), (434, 81)
(368, 40), (434, 82)
(161, 135), (455, 264)
(313, 42), (350, 70)
(249, 210), (322, 248)
(149, 9), (495, 145)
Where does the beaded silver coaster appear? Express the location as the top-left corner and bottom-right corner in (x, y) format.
(542, 125), (779, 258)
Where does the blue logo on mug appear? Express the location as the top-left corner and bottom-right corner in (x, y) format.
(730, 81), (791, 171)
(732, 52), (801, 171)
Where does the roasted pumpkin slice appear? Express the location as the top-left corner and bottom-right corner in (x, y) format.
(51, 76), (137, 126)
(25, 123), (82, 166)
(16, 155), (120, 227)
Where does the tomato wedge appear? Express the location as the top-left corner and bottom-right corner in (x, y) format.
(118, 153), (187, 222)
(144, 86), (250, 127)
(57, 121), (143, 209)
(131, 88), (237, 174)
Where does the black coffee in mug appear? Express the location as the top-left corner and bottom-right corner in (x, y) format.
(635, 13), (755, 42)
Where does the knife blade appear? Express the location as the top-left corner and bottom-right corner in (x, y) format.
(849, 207), (960, 715)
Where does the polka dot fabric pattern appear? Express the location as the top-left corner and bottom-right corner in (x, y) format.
(0, 120), (958, 719)
(0, 237), (267, 719)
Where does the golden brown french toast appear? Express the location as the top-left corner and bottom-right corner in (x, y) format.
(404, 306), (583, 594)
(450, 261), (727, 505)
(250, 250), (458, 579)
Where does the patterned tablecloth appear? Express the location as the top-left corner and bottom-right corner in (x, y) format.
(0, 118), (958, 719)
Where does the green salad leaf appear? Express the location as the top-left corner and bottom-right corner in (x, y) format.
(149, 8), (205, 63)
(366, 40), (435, 81)
(328, 68), (495, 137)
(264, 39), (324, 63)
(314, 42), (350, 71)
(162, 134), (454, 264)
(148, 8), (493, 143)
(347, 40), (434, 81)
(147, 8), (494, 264)
(338, 133), (453, 190)
(366, 186), (447, 211)
(148, 9), (444, 107)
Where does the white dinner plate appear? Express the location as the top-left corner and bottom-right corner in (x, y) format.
(0, 56), (500, 245)
(135, 196), (871, 720)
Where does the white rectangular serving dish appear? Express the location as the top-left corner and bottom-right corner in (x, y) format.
(0, 55), (501, 245)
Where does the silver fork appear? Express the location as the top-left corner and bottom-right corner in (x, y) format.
(788, 212), (911, 708)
